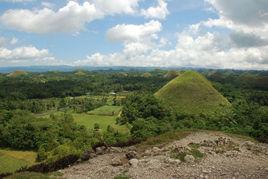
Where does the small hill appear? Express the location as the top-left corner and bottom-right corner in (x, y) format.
(142, 72), (152, 78)
(74, 70), (87, 76)
(155, 71), (231, 115)
(164, 70), (179, 79)
(7, 70), (28, 77)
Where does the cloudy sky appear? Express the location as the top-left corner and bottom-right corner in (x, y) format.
(0, 0), (267, 69)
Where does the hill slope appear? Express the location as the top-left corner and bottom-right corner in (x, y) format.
(7, 70), (28, 77)
(155, 71), (231, 115)
(61, 131), (268, 179)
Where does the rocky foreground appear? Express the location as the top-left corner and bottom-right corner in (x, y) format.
(60, 132), (268, 179)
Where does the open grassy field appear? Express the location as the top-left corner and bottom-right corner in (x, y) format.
(88, 105), (122, 116)
(73, 113), (129, 133)
(35, 105), (128, 133)
(0, 149), (36, 174)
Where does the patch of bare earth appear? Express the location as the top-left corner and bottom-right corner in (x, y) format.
(60, 131), (268, 179)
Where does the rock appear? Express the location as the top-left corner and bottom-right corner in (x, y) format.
(152, 147), (161, 153)
(109, 147), (123, 153)
(89, 152), (97, 158)
(202, 169), (211, 174)
(128, 146), (137, 151)
(144, 149), (151, 156)
(165, 157), (181, 165)
(225, 150), (239, 157)
(111, 158), (123, 166)
(129, 158), (139, 167)
(81, 150), (93, 161)
(96, 146), (106, 155)
(148, 159), (161, 169)
(184, 155), (195, 163)
(126, 151), (138, 160)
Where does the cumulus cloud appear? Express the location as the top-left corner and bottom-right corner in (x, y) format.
(107, 20), (162, 43)
(206, 0), (268, 27)
(75, 26), (268, 70)
(0, 0), (142, 34)
(0, 1), (100, 33)
(0, 46), (61, 66)
(92, 0), (140, 14)
(0, 46), (49, 59)
(141, 0), (169, 19)
(106, 20), (163, 55)
(204, 0), (268, 39)
(0, 36), (60, 66)
(230, 32), (268, 48)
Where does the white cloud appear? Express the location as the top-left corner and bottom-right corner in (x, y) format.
(0, 46), (49, 59)
(141, 0), (169, 19)
(0, 46), (62, 66)
(107, 20), (162, 43)
(75, 29), (268, 70)
(204, 0), (268, 39)
(0, 36), (60, 66)
(206, 0), (268, 27)
(0, 1), (100, 34)
(92, 0), (140, 15)
(0, 0), (143, 34)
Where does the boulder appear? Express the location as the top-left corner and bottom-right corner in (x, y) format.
(81, 150), (92, 161)
(111, 158), (123, 166)
(126, 151), (138, 160)
(109, 147), (123, 153)
(165, 157), (181, 165)
(184, 154), (195, 163)
(96, 146), (106, 155)
(129, 158), (139, 167)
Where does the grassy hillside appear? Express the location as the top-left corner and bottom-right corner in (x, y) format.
(155, 71), (231, 115)
(0, 149), (36, 173)
(7, 70), (28, 78)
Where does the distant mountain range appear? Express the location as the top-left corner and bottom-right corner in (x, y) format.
(0, 66), (266, 73)
(0, 66), (195, 73)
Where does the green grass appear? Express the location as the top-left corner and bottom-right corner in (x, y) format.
(170, 142), (205, 162)
(73, 113), (129, 133)
(114, 174), (129, 179)
(136, 130), (192, 151)
(0, 150), (36, 174)
(35, 105), (128, 133)
(155, 71), (231, 115)
(5, 172), (62, 179)
(88, 105), (122, 116)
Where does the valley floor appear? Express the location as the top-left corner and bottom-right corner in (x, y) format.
(60, 131), (268, 179)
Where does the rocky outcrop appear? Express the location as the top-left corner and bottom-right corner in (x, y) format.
(61, 131), (268, 179)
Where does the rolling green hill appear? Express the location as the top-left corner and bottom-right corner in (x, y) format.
(155, 71), (231, 115)
(7, 70), (28, 78)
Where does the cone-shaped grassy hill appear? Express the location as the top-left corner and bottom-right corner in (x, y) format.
(155, 71), (231, 115)
(7, 70), (28, 78)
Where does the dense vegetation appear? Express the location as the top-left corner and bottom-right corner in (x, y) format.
(0, 69), (267, 174)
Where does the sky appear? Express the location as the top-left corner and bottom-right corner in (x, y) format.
(0, 0), (267, 70)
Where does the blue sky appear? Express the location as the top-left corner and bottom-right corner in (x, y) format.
(0, 0), (267, 69)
